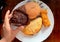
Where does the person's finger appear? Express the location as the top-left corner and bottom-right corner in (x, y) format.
(4, 10), (11, 31)
(8, 13), (12, 20)
(5, 10), (10, 19)
(3, 24), (5, 28)
(4, 10), (10, 22)
(3, 24), (11, 32)
(18, 26), (24, 31)
(13, 26), (24, 34)
(4, 10), (10, 23)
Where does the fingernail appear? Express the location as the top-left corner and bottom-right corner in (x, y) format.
(21, 26), (24, 28)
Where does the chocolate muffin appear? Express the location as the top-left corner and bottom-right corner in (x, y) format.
(10, 9), (29, 26)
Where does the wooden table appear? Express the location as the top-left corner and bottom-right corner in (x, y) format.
(0, 0), (60, 42)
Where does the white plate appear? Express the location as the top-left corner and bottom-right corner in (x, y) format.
(11, 1), (54, 42)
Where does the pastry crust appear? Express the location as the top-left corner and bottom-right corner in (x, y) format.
(40, 9), (50, 27)
(22, 17), (42, 35)
(25, 2), (41, 19)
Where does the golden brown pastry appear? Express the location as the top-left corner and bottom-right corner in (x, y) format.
(22, 17), (42, 35)
(25, 2), (41, 19)
(40, 9), (50, 27)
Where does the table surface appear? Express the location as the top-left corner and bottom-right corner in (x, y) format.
(0, 0), (60, 42)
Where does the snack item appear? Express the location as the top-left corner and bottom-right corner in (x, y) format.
(41, 9), (50, 27)
(25, 2), (41, 19)
(22, 17), (42, 35)
(10, 10), (29, 26)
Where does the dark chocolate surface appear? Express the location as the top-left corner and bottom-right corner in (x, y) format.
(10, 9), (29, 26)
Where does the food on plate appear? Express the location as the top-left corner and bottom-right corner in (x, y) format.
(10, 10), (29, 26)
(17, 2), (41, 19)
(25, 2), (41, 19)
(17, 5), (26, 14)
(40, 9), (50, 27)
(10, 1), (51, 35)
(22, 17), (42, 35)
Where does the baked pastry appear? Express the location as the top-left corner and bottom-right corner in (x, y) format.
(40, 9), (50, 27)
(25, 2), (41, 19)
(22, 17), (42, 35)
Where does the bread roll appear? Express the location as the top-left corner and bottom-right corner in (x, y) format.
(25, 2), (41, 19)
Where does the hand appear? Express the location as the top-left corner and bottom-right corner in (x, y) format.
(2, 10), (24, 42)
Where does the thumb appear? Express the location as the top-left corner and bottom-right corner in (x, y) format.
(14, 26), (24, 34)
